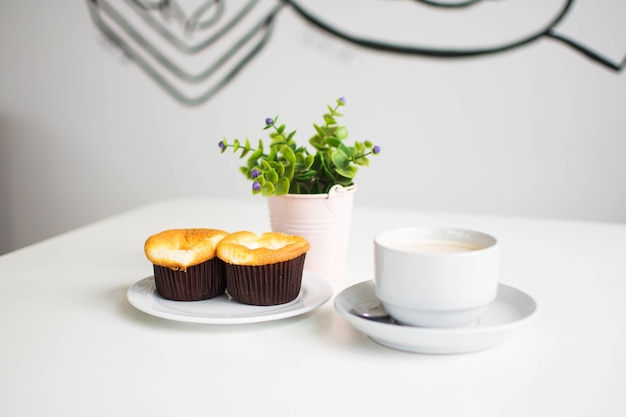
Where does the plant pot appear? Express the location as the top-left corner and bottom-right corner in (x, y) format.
(267, 185), (356, 281)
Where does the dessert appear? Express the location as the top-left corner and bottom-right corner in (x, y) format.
(144, 228), (228, 301)
(216, 231), (310, 306)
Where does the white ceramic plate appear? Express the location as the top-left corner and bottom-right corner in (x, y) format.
(334, 280), (538, 354)
(127, 272), (332, 325)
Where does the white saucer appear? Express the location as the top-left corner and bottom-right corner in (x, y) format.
(334, 281), (538, 354)
(127, 272), (332, 325)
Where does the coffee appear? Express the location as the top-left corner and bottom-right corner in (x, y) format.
(389, 239), (482, 254)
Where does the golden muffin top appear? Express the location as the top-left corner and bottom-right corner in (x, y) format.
(144, 228), (229, 271)
(216, 231), (310, 266)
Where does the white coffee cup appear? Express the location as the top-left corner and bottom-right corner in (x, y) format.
(374, 227), (499, 328)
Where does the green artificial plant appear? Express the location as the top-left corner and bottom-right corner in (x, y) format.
(218, 97), (380, 196)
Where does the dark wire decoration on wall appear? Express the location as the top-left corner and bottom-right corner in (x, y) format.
(290, 0), (626, 70)
(415, 0), (484, 9)
(87, 0), (625, 106)
(87, 0), (284, 106)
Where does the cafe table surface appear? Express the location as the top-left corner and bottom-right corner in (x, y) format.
(1, 197), (625, 417)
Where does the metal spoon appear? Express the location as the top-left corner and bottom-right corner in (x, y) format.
(349, 300), (399, 325)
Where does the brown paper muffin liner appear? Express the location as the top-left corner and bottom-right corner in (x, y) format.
(153, 258), (226, 301)
(225, 254), (306, 306)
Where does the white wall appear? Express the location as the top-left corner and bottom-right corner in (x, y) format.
(1, 0), (626, 254)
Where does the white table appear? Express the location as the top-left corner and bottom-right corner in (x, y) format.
(1, 197), (625, 416)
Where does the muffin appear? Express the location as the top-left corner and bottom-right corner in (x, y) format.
(216, 231), (310, 306)
(144, 228), (228, 301)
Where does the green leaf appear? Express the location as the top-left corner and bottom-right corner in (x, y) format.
(334, 175), (353, 186)
(323, 114), (336, 125)
(313, 123), (325, 136)
(261, 159), (272, 170)
(355, 156), (370, 167)
(326, 137), (341, 148)
(275, 177), (290, 195)
(331, 150), (350, 169)
(247, 143), (264, 162)
(270, 133), (286, 144)
(269, 161), (285, 177)
(294, 154), (313, 172)
(340, 142), (354, 157)
(268, 145), (278, 161)
(294, 170), (316, 181)
(261, 182), (275, 196)
(309, 135), (326, 151)
(281, 145), (296, 164)
(319, 155), (335, 181)
(335, 126), (348, 139)
(305, 154), (315, 169)
(265, 168), (279, 184)
(335, 165), (358, 179)
(284, 161), (295, 179)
